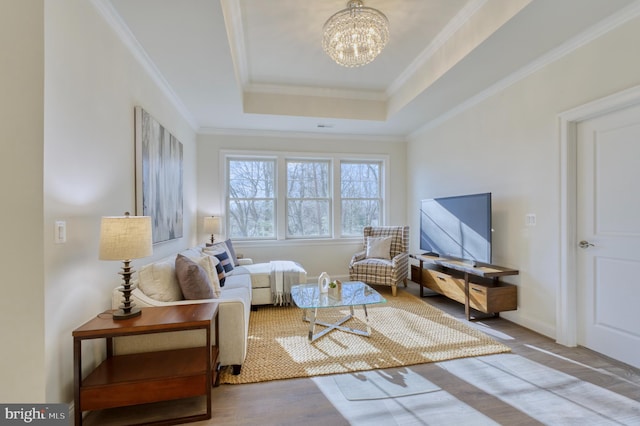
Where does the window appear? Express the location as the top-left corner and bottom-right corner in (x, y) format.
(227, 158), (276, 238)
(341, 161), (382, 236)
(225, 152), (386, 240)
(286, 160), (331, 238)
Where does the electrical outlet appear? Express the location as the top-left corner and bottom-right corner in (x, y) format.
(525, 214), (536, 227)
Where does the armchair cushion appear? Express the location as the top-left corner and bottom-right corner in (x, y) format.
(365, 236), (392, 260)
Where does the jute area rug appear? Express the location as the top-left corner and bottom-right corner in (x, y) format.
(219, 289), (510, 385)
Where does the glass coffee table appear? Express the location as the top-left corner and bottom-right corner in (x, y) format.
(291, 281), (386, 342)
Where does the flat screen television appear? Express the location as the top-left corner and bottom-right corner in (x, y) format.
(420, 192), (492, 264)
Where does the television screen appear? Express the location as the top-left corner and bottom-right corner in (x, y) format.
(420, 192), (492, 263)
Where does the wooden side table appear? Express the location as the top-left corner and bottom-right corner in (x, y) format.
(73, 303), (219, 426)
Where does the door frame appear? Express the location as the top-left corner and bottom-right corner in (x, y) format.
(557, 84), (640, 346)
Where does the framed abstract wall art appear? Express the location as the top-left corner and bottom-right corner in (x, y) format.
(135, 106), (183, 243)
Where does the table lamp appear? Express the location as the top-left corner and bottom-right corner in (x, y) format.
(99, 212), (153, 319)
(203, 216), (221, 245)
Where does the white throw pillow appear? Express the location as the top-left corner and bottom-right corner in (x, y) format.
(137, 257), (183, 301)
(366, 236), (392, 260)
(195, 254), (222, 298)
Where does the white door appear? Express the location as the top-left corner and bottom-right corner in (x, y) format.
(576, 103), (640, 369)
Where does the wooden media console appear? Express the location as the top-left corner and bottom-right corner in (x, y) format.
(411, 254), (518, 320)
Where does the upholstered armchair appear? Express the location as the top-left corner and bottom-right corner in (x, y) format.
(349, 225), (409, 296)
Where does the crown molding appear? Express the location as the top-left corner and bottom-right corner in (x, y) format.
(91, 0), (198, 131)
(198, 126), (405, 143)
(409, 0), (640, 140)
(220, 0), (249, 88)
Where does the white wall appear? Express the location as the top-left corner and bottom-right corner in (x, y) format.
(407, 16), (640, 338)
(0, 0), (45, 403)
(197, 133), (407, 280)
(43, 0), (197, 403)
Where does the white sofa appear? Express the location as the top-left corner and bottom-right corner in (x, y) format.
(111, 243), (308, 376)
(111, 246), (252, 375)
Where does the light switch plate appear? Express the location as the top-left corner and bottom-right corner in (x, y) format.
(55, 221), (66, 243)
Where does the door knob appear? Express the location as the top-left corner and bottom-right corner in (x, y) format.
(579, 240), (595, 249)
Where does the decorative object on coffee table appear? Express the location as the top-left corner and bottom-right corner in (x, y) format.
(318, 271), (330, 294)
(328, 279), (342, 299)
(203, 216), (221, 245)
(99, 212), (152, 320)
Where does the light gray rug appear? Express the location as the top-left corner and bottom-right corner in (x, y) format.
(334, 368), (440, 400)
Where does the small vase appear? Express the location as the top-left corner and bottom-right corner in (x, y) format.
(328, 286), (341, 299)
(318, 272), (330, 294)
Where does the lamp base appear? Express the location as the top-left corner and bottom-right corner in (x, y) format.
(114, 261), (141, 320)
(113, 307), (141, 320)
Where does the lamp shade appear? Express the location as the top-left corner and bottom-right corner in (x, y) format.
(99, 215), (153, 261)
(203, 216), (221, 234)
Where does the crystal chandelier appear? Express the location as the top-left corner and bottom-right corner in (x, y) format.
(322, 0), (390, 68)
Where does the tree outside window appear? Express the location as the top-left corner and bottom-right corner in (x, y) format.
(286, 160), (331, 238)
(227, 158), (276, 239)
(225, 154), (384, 240)
(341, 161), (382, 236)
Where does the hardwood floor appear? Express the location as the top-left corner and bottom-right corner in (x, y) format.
(83, 282), (640, 425)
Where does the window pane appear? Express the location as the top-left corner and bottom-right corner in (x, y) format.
(341, 161), (382, 235)
(286, 160), (331, 237)
(229, 160), (275, 198)
(228, 199), (275, 238)
(342, 199), (381, 236)
(287, 200), (330, 237)
(287, 161), (329, 197)
(228, 158), (276, 238)
(341, 162), (380, 198)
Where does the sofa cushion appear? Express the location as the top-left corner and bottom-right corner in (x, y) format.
(230, 265), (251, 276)
(224, 239), (240, 266)
(137, 256), (183, 302)
(241, 263), (271, 289)
(203, 243), (235, 274)
(222, 273), (252, 292)
(175, 254), (215, 300)
(209, 250), (234, 275)
(180, 250), (221, 298)
(207, 255), (226, 287)
(197, 255), (222, 297)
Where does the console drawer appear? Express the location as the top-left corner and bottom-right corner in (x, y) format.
(422, 269), (466, 305)
(469, 282), (517, 313)
(422, 269), (517, 314)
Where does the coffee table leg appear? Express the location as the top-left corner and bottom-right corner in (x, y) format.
(362, 304), (371, 336)
(308, 308), (318, 341)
